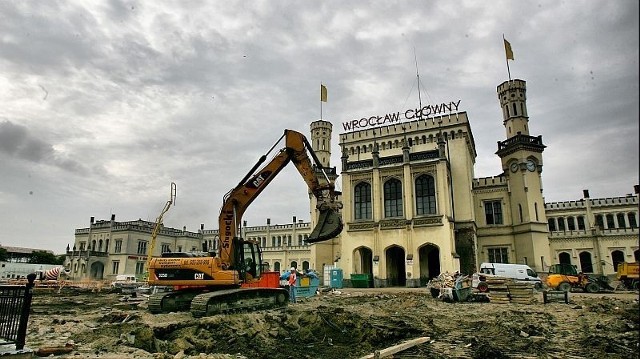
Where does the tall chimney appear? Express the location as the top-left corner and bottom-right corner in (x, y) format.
(90, 216), (95, 224)
(111, 214), (115, 221)
(583, 190), (590, 199)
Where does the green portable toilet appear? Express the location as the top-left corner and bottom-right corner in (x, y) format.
(330, 268), (343, 288)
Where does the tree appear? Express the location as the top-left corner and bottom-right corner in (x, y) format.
(29, 251), (61, 265)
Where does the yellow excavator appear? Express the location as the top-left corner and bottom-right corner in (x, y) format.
(147, 129), (343, 317)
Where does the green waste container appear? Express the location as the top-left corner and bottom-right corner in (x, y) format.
(351, 273), (371, 288)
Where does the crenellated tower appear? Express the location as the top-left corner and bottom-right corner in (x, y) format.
(309, 119), (341, 269)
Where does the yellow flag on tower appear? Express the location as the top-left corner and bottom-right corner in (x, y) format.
(320, 84), (327, 102)
(504, 39), (514, 60)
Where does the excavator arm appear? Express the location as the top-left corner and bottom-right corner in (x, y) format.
(218, 129), (343, 265)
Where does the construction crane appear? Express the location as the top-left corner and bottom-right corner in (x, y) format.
(143, 182), (177, 281)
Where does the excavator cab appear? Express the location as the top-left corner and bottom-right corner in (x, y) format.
(235, 238), (261, 282)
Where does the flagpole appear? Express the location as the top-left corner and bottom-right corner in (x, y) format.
(503, 34), (512, 81)
(320, 82), (323, 119)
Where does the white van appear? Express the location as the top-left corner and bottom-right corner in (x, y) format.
(475, 263), (542, 290)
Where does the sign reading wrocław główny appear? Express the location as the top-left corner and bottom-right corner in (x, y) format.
(342, 100), (461, 132)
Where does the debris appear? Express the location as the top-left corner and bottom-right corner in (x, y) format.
(359, 336), (430, 359)
(35, 343), (74, 357)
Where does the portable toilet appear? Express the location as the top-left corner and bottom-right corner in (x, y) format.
(330, 268), (343, 289)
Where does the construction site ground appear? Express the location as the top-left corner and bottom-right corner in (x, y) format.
(22, 285), (639, 359)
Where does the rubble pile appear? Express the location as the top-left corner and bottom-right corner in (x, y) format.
(20, 286), (640, 358)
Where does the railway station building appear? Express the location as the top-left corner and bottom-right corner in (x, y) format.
(66, 77), (639, 287)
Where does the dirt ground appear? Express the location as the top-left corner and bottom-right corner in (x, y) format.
(23, 285), (639, 359)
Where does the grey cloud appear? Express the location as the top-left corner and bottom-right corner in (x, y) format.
(0, 120), (53, 161)
(0, 120), (90, 175)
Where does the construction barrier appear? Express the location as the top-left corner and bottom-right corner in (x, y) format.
(0, 273), (35, 350)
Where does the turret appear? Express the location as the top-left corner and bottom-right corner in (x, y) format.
(497, 79), (529, 138)
(310, 120), (332, 167)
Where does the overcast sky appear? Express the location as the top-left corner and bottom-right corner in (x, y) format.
(1, 1), (638, 254)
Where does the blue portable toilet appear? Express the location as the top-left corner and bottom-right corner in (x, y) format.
(330, 268), (343, 289)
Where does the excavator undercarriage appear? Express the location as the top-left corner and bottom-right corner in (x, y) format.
(148, 287), (289, 316)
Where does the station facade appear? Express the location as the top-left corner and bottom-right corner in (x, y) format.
(65, 78), (639, 285)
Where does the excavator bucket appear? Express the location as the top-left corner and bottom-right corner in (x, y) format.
(307, 208), (343, 243)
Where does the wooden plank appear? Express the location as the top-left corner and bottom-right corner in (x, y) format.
(359, 336), (430, 359)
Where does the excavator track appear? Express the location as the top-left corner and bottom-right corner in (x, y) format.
(190, 288), (289, 318)
(148, 290), (200, 314)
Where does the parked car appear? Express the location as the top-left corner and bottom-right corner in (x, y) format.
(110, 275), (138, 291)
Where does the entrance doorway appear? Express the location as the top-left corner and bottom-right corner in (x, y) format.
(418, 244), (440, 285)
(89, 262), (104, 280)
(559, 252), (571, 265)
(353, 247), (373, 276)
(579, 251), (594, 273)
(385, 246), (406, 287)
(611, 250), (625, 272)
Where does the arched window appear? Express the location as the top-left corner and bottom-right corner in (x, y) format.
(567, 216), (576, 231)
(577, 216), (585, 230)
(611, 250), (625, 271)
(384, 178), (403, 218)
(629, 212), (638, 228)
(298, 235), (303, 246)
(606, 214), (615, 229)
(548, 218), (557, 231)
(557, 217), (565, 231)
(512, 102), (517, 116)
(415, 175), (436, 215)
(595, 214), (604, 229)
(422, 135), (427, 144)
(408, 138), (413, 146)
(518, 204), (523, 223)
(302, 261), (310, 271)
(274, 262), (281, 272)
(616, 213), (626, 228)
(559, 252), (571, 265)
(354, 182), (372, 220)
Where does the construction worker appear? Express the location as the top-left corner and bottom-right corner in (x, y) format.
(288, 267), (297, 303)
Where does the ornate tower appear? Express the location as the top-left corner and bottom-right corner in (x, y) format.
(495, 79), (550, 270)
(309, 120), (340, 270)
(310, 120), (333, 167)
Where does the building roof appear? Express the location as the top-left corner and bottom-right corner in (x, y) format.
(0, 245), (54, 255)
